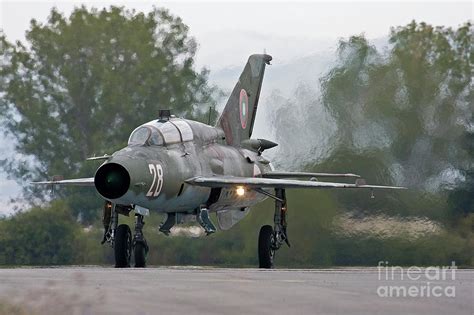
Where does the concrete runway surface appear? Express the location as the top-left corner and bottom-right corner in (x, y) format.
(0, 267), (472, 315)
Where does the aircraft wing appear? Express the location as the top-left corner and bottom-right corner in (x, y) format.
(262, 171), (361, 178)
(31, 177), (95, 186)
(185, 176), (406, 190)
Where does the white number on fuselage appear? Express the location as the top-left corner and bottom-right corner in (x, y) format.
(146, 164), (163, 197)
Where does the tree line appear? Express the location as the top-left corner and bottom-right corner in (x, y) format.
(0, 6), (472, 266)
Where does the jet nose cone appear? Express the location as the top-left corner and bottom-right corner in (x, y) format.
(94, 162), (130, 200)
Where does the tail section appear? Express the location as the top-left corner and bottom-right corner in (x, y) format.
(217, 54), (272, 146)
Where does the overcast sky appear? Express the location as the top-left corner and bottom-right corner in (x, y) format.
(0, 1), (472, 214)
(1, 1), (472, 69)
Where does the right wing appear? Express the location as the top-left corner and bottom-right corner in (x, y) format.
(31, 177), (95, 186)
(262, 171), (360, 179)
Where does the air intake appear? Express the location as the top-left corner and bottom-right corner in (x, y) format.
(94, 163), (130, 199)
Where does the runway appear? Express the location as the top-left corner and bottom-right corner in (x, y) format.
(0, 267), (472, 315)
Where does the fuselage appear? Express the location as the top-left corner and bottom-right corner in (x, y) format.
(93, 117), (271, 214)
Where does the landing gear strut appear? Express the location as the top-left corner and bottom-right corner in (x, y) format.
(196, 207), (216, 235)
(133, 213), (149, 268)
(101, 201), (118, 246)
(258, 188), (290, 269)
(101, 201), (148, 268)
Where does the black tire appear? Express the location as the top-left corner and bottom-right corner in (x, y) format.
(258, 225), (275, 269)
(134, 242), (147, 268)
(114, 224), (132, 268)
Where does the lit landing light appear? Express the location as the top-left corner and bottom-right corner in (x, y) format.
(236, 186), (245, 197)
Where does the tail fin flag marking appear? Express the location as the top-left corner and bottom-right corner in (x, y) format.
(239, 89), (249, 129)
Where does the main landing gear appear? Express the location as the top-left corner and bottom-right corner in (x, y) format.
(102, 202), (149, 268)
(258, 188), (290, 269)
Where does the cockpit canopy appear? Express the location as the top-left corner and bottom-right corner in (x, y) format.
(128, 126), (163, 146)
(127, 119), (193, 146)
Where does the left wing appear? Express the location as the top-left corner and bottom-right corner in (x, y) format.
(31, 177), (95, 186)
(185, 176), (406, 190)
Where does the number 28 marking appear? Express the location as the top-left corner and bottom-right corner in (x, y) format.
(146, 164), (163, 197)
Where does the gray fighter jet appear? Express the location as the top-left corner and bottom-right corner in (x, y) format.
(34, 54), (405, 268)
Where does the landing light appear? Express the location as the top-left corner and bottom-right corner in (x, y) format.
(236, 186), (245, 197)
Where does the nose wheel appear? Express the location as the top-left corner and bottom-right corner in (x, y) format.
(114, 224), (132, 268)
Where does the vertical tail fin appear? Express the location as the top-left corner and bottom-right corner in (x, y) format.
(216, 54), (272, 146)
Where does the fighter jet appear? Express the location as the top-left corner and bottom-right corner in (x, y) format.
(33, 54), (405, 268)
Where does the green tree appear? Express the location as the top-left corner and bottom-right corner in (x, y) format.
(0, 6), (216, 222)
(262, 21), (472, 267)
(448, 127), (474, 217)
(0, 201), (82, 265)
(319, 21), (473, 190)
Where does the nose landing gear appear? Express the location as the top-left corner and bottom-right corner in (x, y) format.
(101, 201), (149, 268)
(258, 188), (289, 269)
(133, 213), (149, 268)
